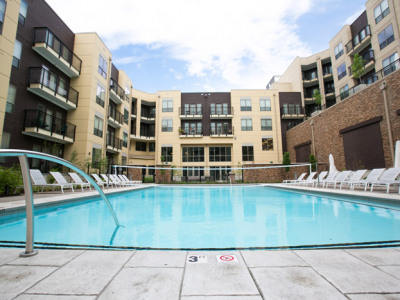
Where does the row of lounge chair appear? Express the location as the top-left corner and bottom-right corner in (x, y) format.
(29, 169), (141, 193)
(283, 168), (400, 193)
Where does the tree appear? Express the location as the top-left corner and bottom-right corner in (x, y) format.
(351, 53), (366, 83)
(313, 89), (322, 106)
(309, 154), (317, 172)
(282, 152), (291, 172)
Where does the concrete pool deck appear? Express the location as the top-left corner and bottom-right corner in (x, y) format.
(1, 184), (400, 299)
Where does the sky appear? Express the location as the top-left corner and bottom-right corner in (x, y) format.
(47, 0), (367, 93)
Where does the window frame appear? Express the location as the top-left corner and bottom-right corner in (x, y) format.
(122, 132), (128, 148)
(0, 0), (6, 35)
(209, 146), (231, 162)
(6, 84), (16, 113)
(12, 40), (22, 68)
(182, 147), (204, 162)
(136, 141), (147, 152)
(162, 99), (173, 112)
(261, 118), (272, 131)
(242, 146), (254, 161)
(93, 115), (104, 138)
(241, 118), (253, 131)
(378, 24), (394, 50)
(374, 0), (390, 24)
(161, 119), (173, 132)
(337, 62), (347, 80)
(334, 42), (344, 59)
(240, 99), (252, 111)
(161, 146), (173, 162)
(18, 0), (28, 25)
(98, 55), (108, 79)
(262, 138), (274, 151)
(260, 98), (271, 111)
(96, 83), (105, 107)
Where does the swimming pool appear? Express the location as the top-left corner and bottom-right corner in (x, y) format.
(1, 186), (400, 250)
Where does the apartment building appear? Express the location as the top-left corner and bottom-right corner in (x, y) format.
(270, 0), (399, 118)
(128, 89), (289, 179)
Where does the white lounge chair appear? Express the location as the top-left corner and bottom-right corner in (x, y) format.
(119, 174), (142, 184)
(110, 174), (135, 186)
(296, 172), (317, 186)
(370, 168), (400, 193)
(49, 172), (75, 193)
(339, 169), (367, 190)
(68, 173), (92, 191)
(323, 170), (352, 189)
(102, 174), (120, 187)
(320, 171), (339, 188)
(30, 169), (70, 193)
(283, 172), (307, 184)
(308, 171), (328, 187)
(350, 168), (385, 191)
(91, 174), (106, 188)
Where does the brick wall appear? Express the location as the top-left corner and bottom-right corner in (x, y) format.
(242, 164), (313, 183)
(287, 69), (400, 170)
(127, 167), (142, 182)
(155, 165), (172, 184)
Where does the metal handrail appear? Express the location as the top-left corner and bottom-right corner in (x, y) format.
(0, 149), (120, 257)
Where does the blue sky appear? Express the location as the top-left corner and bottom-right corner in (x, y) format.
(47, 0), (366, 93)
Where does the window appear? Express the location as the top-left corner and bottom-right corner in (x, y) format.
(162, 99), (173, 112)
(161, 146), (173, 162)
(374, 0), (389, 24)
(96, 83), (105, 107)
(240, 99), (251, 111)
(18, 0), (27, 25)
(262, 138), (274, 151)
(241, 118), (252, 131)
(12, 40), (22, 68)
(337, 63), (346, 80)
(260, 98), (271, 111)
(242, 146), (254, 161)
(378, 24), (394, 50)
(211, 122), (231, 135)
(182, 147), (204, 162)
(183, 167), (204, 177)
(136, 142), (147, 152)
(98, 55), (107, 79)
(123, 108), (129, 124)
(209, 147), (231, 162)
(334, 42), (343, 59)
(261, 118), (272, 131)
(93, 116), (103, 137)
(183, 122), (202, 135)
(92, 147), (102, 169)
(183, 103), (202, 115)
(210, 103), (228, 114)
(149, 142), (155, 152)
(122, 132), (128, 148)
(162, 119), (173, 132)
(0, 0), (5, 34)
(121, 156), (127, 166)
(382, 52), (399, 75)
(6, 84), (16, 113)
(340, 84), (349, 100)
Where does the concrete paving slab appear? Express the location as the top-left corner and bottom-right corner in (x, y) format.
(346, 248), (400, 266)
(180, 297), (263, 300)
(11, 249), (84, 266)
(14, 295), (96, 300)
(251, 266), (346, 299)
(26, 250), (132, 295)
(0, 247), (21, 265)
(296, 249), (400, 293)
(126, 250), (186, 268)
(98, 267), (183, 300)
(347, 294), (400, 300)
(241, 250), (308, 267)
(378, 266), (400, 280)
(0, 265), (57, 300)
(181, 252), (260, 297)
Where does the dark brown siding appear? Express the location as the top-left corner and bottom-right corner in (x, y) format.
(279, 92), (303, 153)
(350, 10), (368, 37)
(294, 141), (311, 163)
(111, 64), (119, 82)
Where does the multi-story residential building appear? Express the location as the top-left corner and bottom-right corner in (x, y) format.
(271, 0), (399, 118)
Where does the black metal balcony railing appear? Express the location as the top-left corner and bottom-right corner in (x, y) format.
(23, 109), (76, 140)
(210, 124), (234, 135)
(325, 86), (335, 94)
(210, 106), (233, 115)
(302, 70), (318, 81)
(180, 107), (203, 115)
(109, 80), (126, 101)
(348, 49), (375, 76)
(130, 125), (137, 136)
(28, 67), (79, 106)
(33, 27), (82, 74)
(345, 25), (371, 54)
(131, 106), (137, 115)
(323, 66), (332, 76)
(106, 134), (122, 150)
(179, 127), (203, 135)
(108, 107), (123, 124)
(337, 58), (399, 103)
(140, 128), (155, 138)
(281, 104), (303, 116)
(141, 109), (156, 119)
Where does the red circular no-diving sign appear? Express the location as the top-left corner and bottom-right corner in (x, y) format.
(219, 255), (235, 261)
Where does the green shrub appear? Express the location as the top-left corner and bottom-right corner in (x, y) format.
(309, 154), (317, 172)
(0, 166), (23, 196)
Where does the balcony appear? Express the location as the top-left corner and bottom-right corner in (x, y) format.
(22, 109), (76, 144)
(345, 25), (371, 56)
(281, 105), (304, 119)
(348, 49), (375, 79)
(27, 67), (78, 110)
(210, 106), (234, 119)
(32, 27), (81, 78)
(210, 125), (234, 138)
(109, 81), (126, 104)
(302, 70), (319, 87)
(178, 127), (203, 138)
(140, 109), (156, 123)
(108, 108), (123, 128)
(325, 87), (335, 99)
(131, 107), (137, 118)
(179, 107), (203, 119)
(106, 134), (122, 153)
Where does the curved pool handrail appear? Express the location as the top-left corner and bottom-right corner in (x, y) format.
(0, 149), (121, 256)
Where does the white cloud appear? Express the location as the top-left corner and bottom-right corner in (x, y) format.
(47, 0), (314, 90)
(344, 7), (365, 25)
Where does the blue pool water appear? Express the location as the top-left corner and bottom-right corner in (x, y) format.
(1, 186), (400, 249)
